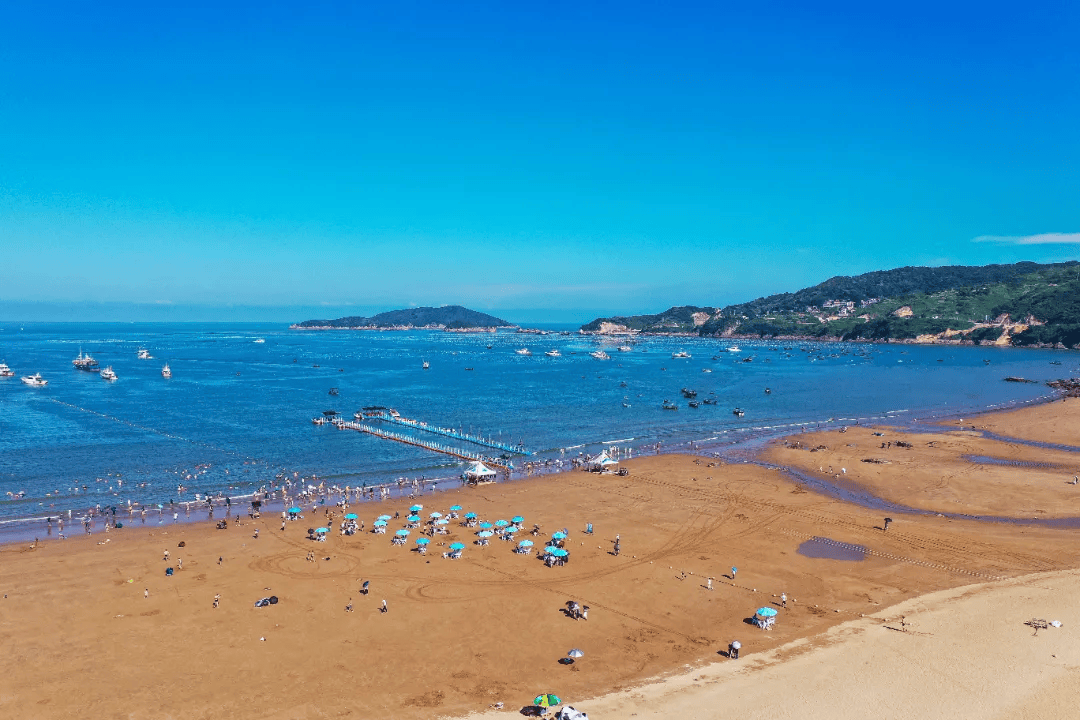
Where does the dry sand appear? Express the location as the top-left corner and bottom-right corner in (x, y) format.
(2, 399), (1079, 719)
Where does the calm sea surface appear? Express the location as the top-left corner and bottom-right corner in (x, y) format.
(0, 322), (1074, 524)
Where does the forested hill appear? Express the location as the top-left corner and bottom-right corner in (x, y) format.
(581, 261), (1080, 348)
(293, 306), (512, 329)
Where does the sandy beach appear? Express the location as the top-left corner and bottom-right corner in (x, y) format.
(2, 398), (1079, 719)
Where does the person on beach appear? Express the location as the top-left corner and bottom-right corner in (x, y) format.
(213, 594), (220, 609)
(731, 566), (737, 581)
(729, 640), (740, 659)
(581, 605), (589, 621)
(707, 577), (713, 591)
(362, 581), (370, 595)
(781, 592), (787, 608)
(163, 549), (170, 561)
(381, 599), (388, 613)
(144, 588), (149, 599)
(614, 540), (620, 556)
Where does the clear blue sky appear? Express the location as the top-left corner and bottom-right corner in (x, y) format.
(2, 1), (1078, 323)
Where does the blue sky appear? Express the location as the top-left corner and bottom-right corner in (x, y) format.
(2, 1), (1078, 323)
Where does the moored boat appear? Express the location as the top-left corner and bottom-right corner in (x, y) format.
(662, 399), (678, 410)
(137, 348), (153, 360)
(21, 372), (48, 387)
(589, 350), (610, 360)
(515, 348), (532, 356)
(544, 349), (561, 357)
(617, 346), (632, 352)
(671, 351), (691, 359)
(0, 362), (14, 378)
(162, 363), (172, 378)
(73, 349), (100, 370)
(100, 366), (118, 381)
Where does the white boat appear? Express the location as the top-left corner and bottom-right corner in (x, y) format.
(671, 351), (691, 359)
(0, 362), (14, 378)
(21, 373), (47, 387)
(253, 338), (265, 344)
(422, 360), (430, 369)
(545, 350), (561, 357)
(162, 363), (172, 378)
(137, 348), (152, 360)
(617, 346), (632, 352)
(73, 349), (99, 370)
(590, 350), (610, 360)
(727, 346), (742, 353)
(515, 348), (532, 356)
(100, 366), (118, 381)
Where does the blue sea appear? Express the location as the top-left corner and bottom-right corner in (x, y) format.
(0, 322), (1074, 526)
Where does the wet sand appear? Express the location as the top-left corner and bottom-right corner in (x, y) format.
(2, 399), (1080, 719)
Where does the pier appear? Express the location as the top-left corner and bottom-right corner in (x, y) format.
(363, 410), (532, 456)
(336, 420), (513, 470)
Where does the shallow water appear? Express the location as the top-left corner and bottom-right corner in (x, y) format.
(0, 322), (1072, 524)
(796, 537), (868, 561)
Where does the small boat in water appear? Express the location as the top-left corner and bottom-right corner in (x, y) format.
(688, 401), (700, 408)
(662, 399), (678, 410)
(73, 349), (100, 370)
(727, 346), (742, 353)
(545, 350), (561, 357)
(423, 360), (430, 369)
(328, 387), (339, 396)
(702, 398), (718, 405)
(671, 351), (691, 359)
(515, 348), (532, 356)
(732, 407), (745, 417)
(253, 338), (265, 344)
(21, 372), (47, 386)
(162, 363), (172, 378)
(617, 346), (632, 352)
(681, 388), (697, 398)
(137, 348), (152, 360)
(590, 350), (610, 360)
(0, 362), (15, 378)
(100, 366), (117, 381)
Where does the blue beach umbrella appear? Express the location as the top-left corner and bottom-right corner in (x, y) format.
(512, 516), (524, 523)
(410, 504), (423, 512)
(315, 527), (329, 534)
(344, 513), (358, 520)
(477, 530), (494, 537)
(373, 520), (387, 527)
(464, 512), (477, 519)
(430, 512), (442, 518)
(756, 607), (778, 618)
(378, 515), (392, 521)
(449, 542), (465, 550)
(396, 529), (410, 537)
(407, 515), (421, 522)
(289, 507), (301, 514)
(552, 532), (567, 540)
(544, 546), (557, 554)
(449, 505), (462, 512)
(518, 539), (534, 547)
(479, 522), (494, 529)
(416, 537), (431, 545)
(437, 518), (449, 525)
(551, 548), (568, 557)
(495, 519), (510, 527)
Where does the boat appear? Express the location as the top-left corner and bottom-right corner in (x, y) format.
(590, 350), (610, 360)
(73, 349), (99, 370)
(162, 363), (172, 378)
(21, 373), (47, 387)
(545, 350), (561, 357)
(100, 366), (118, 381)
(764, 387), (771, 395)
(617, 346), (632, 352)
(328, 387), (339, 396)
(137, 348), (152, 360)
(681, 388), (697, 398)
(253, 338), (265, 344)
(423, 360), (430, 369)
(312, 417), (327, 426)
(671, 351), (691, 359)
(727, 346), (742, 353)
(702, 398), (718, 405)
(702, 368), (712, 373)
(0, 362), (14, 378)
(732, 407), (745, 417)
(515, 348), (532, 356)
(662, 400), (678, 410)
(688, 401), (700, 408)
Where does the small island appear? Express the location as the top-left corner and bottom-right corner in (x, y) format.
(291, 305), (513, 331)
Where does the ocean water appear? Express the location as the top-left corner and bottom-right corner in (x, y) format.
(0, 322), (1074, 524)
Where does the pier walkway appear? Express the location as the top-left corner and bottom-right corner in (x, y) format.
(365, 410), (531, 456)
(337, 420), (513, 470)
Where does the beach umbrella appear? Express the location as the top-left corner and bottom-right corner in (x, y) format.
(315, 527), (329, 534)
(512, 516), (524, 523)
(289, 507), (301, 514)
(756, 607), (778, 618)
(416, 537), (430, 545)
(464, 512), (477, 519)
(551, 548), (568, 557)
(373, 520), (387, 527)
(396, 529), (410, 537)
(552, 531), (567, 540)
(449, 542), (465, 550)
(567, 649), (584, 658)
(495, 519), (510, 527)
(544, 546), (557, 554)
(477, 530), (494, 538)
(479, 522), (494, 529)
(449, 505), (463, 512)
(437, 518), (449, 525)
(518, 539), (534, 547)
(377, 515), (391, 521)
(407, 515), (421, 522)
(534, 694), (561, 708)
(430, 512), (442, 518)
(410, 504), (423, 512)
(344, 513), (358, 520)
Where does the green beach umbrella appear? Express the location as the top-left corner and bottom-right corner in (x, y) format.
(534, 694), (561, 708)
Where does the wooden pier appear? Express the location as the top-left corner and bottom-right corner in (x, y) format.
(336, 420), (513, 470)
(364, 410), (531, 455)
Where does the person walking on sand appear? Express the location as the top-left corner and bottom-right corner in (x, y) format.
(781, 592), (787, 609)
(614, 539), (620, 556)
(163, 549), (170, 562)
(381, 599), (388, 613)
(731, 566), (737, 581)
(729, 640), (740, 659)
(213, 594), (220, 609)
(144, 588), (149, 599)
(707, 577), (713, 591)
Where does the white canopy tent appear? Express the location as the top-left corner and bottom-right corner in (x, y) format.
(586, 451), (619, 470)
(462, 461), (497, 483)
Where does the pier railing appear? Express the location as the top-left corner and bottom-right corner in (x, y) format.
(365, 411), (531, 456)
(337, 420), (513, 470)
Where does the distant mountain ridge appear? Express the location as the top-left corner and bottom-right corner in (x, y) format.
(582, 260), (1080, 348)
(293, 306), (512, 330)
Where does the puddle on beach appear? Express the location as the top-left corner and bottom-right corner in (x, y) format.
(963, 455), (1058, 469)
(796, 537), (868, 562)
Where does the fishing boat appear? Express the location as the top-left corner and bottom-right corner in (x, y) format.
(617, 346), (632, 352)
(0, 362), (15, 377)
(688, 401), (700, 408)
(253, 338), (265, 344)
(727, 346), (742, 353)
(328, 387), (339, 396)
(21, 373), (47, 387)
(732, 407), (745, 417)
(100, 366), (118, 381)
(671, 351), (691, 359)
(544, 349), (561, 357)
(681, 388), (697, 398)
(702, 368), (712, 373)
(422, 360), (430, 369)
(73, 349), (99, 370)
(662, 400), (678, 410)
(162, 363), (172, 378)
(515, 348), (532, 356)
(589, 350), (610, 360)
(702, 398), (718, 405)
(137, 348), (153, 360)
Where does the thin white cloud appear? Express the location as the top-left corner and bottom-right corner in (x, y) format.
(973, 233), (1080, 245)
